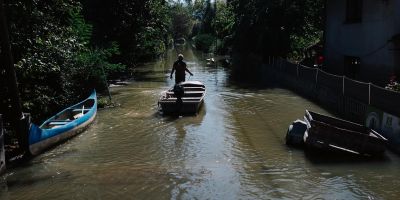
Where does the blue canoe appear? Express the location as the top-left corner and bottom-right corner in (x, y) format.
(28, 90), (97, 155)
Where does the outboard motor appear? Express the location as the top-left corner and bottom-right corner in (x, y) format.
(173, 84), (185, 105)
(173, 84), (184, 98)
(285, 119), (307, 146)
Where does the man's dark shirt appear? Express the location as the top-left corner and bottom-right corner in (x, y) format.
(173, 60), (187, 83)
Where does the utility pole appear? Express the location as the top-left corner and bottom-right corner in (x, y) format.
(0, 0), (29, 153)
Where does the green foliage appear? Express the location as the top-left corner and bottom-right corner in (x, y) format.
(229, 0), (324, 81)
(170, 4), (194, 40)
(82, 0), (171, 64)
(97, 98), (109, 109)
(2, 0), (124, 123)
(212, 1), (235, 39)
(135, 26), (167, 60)
(201, 0), (214, 34)
(189, 0), (234, 53)
(192, 0), (208, 20)
(231, 0), (324, 58)
(193, 34), (216, 52)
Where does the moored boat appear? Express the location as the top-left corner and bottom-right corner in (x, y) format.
(303, 110), (387, 157)
(159, 81), (206, 115)
(28, 90), (97, 156)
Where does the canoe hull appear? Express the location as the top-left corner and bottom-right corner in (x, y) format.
(29, 111), (96, 156)
(28, 90), (97, 156)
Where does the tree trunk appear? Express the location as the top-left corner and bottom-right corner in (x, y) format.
(0, 0), (29, 152)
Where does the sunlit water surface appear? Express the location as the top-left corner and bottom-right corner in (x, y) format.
(2, 46), (400, 199)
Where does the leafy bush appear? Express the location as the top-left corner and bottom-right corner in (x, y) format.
(193, 34), (216, 52)
(82, 0), (171, 65)
(171, 4), (194, 40)
(4, 1), (124, 123)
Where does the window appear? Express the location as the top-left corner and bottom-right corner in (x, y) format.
(346, 0), (363, 23)
(344, 56), (361, 78)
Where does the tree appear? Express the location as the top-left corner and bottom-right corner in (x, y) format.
(212, 1), (235, 40)
(2, 0), (123, 123)
(82, 0), (171, 64)
(170, 4), (194, 40)
(230, 0), (324, 81)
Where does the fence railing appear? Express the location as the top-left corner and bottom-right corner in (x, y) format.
(268, 57), (400, 119)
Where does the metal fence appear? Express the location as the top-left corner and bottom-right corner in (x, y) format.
(268, 58), (400, 122)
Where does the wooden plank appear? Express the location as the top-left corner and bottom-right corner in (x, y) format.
(160, 101), (201, 104)
(161, 97), (202, 100)
(166, 91), (204, 95)
(49, 121), (70, 125)
(72, 109), (91, 112)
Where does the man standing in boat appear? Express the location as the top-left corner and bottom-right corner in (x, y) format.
(170, 54), (193, 84)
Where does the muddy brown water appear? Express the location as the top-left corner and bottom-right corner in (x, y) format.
(1, 47), (400, 199)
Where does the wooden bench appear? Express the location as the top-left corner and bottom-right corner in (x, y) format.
(49, 120), (71, 126)
(184, 87), (206, 91)
(167, 91), (203, 94)
(72, 108), (91, 112)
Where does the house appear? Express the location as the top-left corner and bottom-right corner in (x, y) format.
(324, 0), (400, 85)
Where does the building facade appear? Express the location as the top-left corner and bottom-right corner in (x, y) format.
(324, 0), (400, 85)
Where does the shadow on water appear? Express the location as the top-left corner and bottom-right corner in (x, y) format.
(303, 149), (391, 165)
(4, 171), (72, 189)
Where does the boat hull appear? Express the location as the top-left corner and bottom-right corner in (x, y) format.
(303, 110), (387, 157)
(159, 100), (204, 114)
(159, 81), (206, 115)
(29, 112), (96, 156)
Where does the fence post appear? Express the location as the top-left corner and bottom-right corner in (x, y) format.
(368, 83), (371, 105)
(342, 76), (345, 95)
(296, 64), (299, 78)
(315, 68), (319, 84)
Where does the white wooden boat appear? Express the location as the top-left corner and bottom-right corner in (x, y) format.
(159, 81), (206, 115)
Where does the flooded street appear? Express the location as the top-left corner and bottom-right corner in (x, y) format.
(2, 46), (400, 199)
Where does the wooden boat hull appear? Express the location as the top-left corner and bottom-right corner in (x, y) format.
(159, 99), (204, 114)
(159, 81), (206, 115)
(303, 110), (387, 157)
(28, 90), (97, 156)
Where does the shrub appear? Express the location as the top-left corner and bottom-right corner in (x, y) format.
(193, 34), (216, 53)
